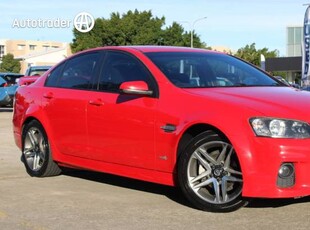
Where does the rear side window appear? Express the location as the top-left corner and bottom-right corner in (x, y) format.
(45, 62), (65, 87)
(46, 52), (100, 89)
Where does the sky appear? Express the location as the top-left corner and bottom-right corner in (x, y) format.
(0, 0), (308, 56)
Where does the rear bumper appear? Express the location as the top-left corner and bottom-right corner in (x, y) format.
(237, 137), (310, 198)
(13, 131), (22, 150)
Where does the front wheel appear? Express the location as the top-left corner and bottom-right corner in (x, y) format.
(178, 131), (247, 212)
(22, 120), (61, 177)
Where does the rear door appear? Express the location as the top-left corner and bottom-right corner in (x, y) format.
(42, 52), (101, 157)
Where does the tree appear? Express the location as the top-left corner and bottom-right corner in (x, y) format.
(161, 22), (208, 48)
(0, 53), (21, 73)
(71, 10), (206, 53)
(234, 43), (278, 66)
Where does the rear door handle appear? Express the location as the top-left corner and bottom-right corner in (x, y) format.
(89, 99), (105, 106)
(43, 92), (53, 99)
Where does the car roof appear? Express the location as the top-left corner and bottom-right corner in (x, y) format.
(28, 66), (52, 69)
(0, 72), (24, 77)
(124, 46), (216, 53)
(76, 45), (220, 54)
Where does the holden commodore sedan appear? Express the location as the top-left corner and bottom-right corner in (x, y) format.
(12, 46), (310, 212)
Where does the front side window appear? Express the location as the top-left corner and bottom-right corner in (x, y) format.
(145, 52), (282, 88)
(52, 52), (100, 90)
(98, 51), (155, 93)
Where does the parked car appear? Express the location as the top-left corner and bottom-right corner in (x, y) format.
(301, 85), (310, 91)
(25, 65), (52, 76)
(0, 72), (24, 106)
(18, 65), (52, 86)
(274, 76), (301, 89)
(12, 46), (310, 212)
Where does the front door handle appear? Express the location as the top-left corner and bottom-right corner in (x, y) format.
(89, 99), (105, 106)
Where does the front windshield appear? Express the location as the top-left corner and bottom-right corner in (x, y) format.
(145, 52), (282, 88)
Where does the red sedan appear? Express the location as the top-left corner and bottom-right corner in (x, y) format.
(12, 46), (310, 212)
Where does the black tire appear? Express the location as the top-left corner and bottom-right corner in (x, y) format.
(22, 120), (61, 177)
(178, 130), (248, 212)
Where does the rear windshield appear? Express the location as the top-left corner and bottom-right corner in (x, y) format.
(28, 69), (49, 76)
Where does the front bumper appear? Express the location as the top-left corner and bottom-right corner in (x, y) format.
(235, 137), (310, 198)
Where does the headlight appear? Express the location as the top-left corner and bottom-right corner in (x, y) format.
(250, 117), (310, 138)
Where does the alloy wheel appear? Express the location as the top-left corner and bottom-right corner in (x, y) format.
(187, 141), (243, 204)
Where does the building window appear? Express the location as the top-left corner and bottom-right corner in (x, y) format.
(0, 45), (4, 59)
(18, 44), (26, 50)
(286, 27), (302, 57)
(29, 45), (36, 50)
(295, 28), (302, 45)
(43, 45), (49, 51)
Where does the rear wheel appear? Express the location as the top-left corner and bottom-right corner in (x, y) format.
(178, 131), (247, 212)
(22, 120), (61, 177)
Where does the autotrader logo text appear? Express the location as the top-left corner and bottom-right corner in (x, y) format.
(12, 18), (71, 28)
(12, 12), (95, 33)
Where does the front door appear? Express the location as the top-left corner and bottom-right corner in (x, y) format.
(87, 51), (158, 169)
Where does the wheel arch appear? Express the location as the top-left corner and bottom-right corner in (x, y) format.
(176, 123), (230, 158)
(21, 115), (48, 139)
(22, 116), (39, 131)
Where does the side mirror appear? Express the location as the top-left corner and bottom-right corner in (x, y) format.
(119, 81), (153, 96)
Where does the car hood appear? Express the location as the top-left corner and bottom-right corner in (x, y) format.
(184, 86), (310, 121)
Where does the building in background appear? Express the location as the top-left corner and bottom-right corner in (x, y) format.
(210, 45), (233, 53)
(0, 39), (71, 74)
(287, 26), (302, 57)
(0, 40), (6, 60)
(266, 26), (302, 84)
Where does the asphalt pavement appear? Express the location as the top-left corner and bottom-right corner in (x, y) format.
(0, 108), (310, 230)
